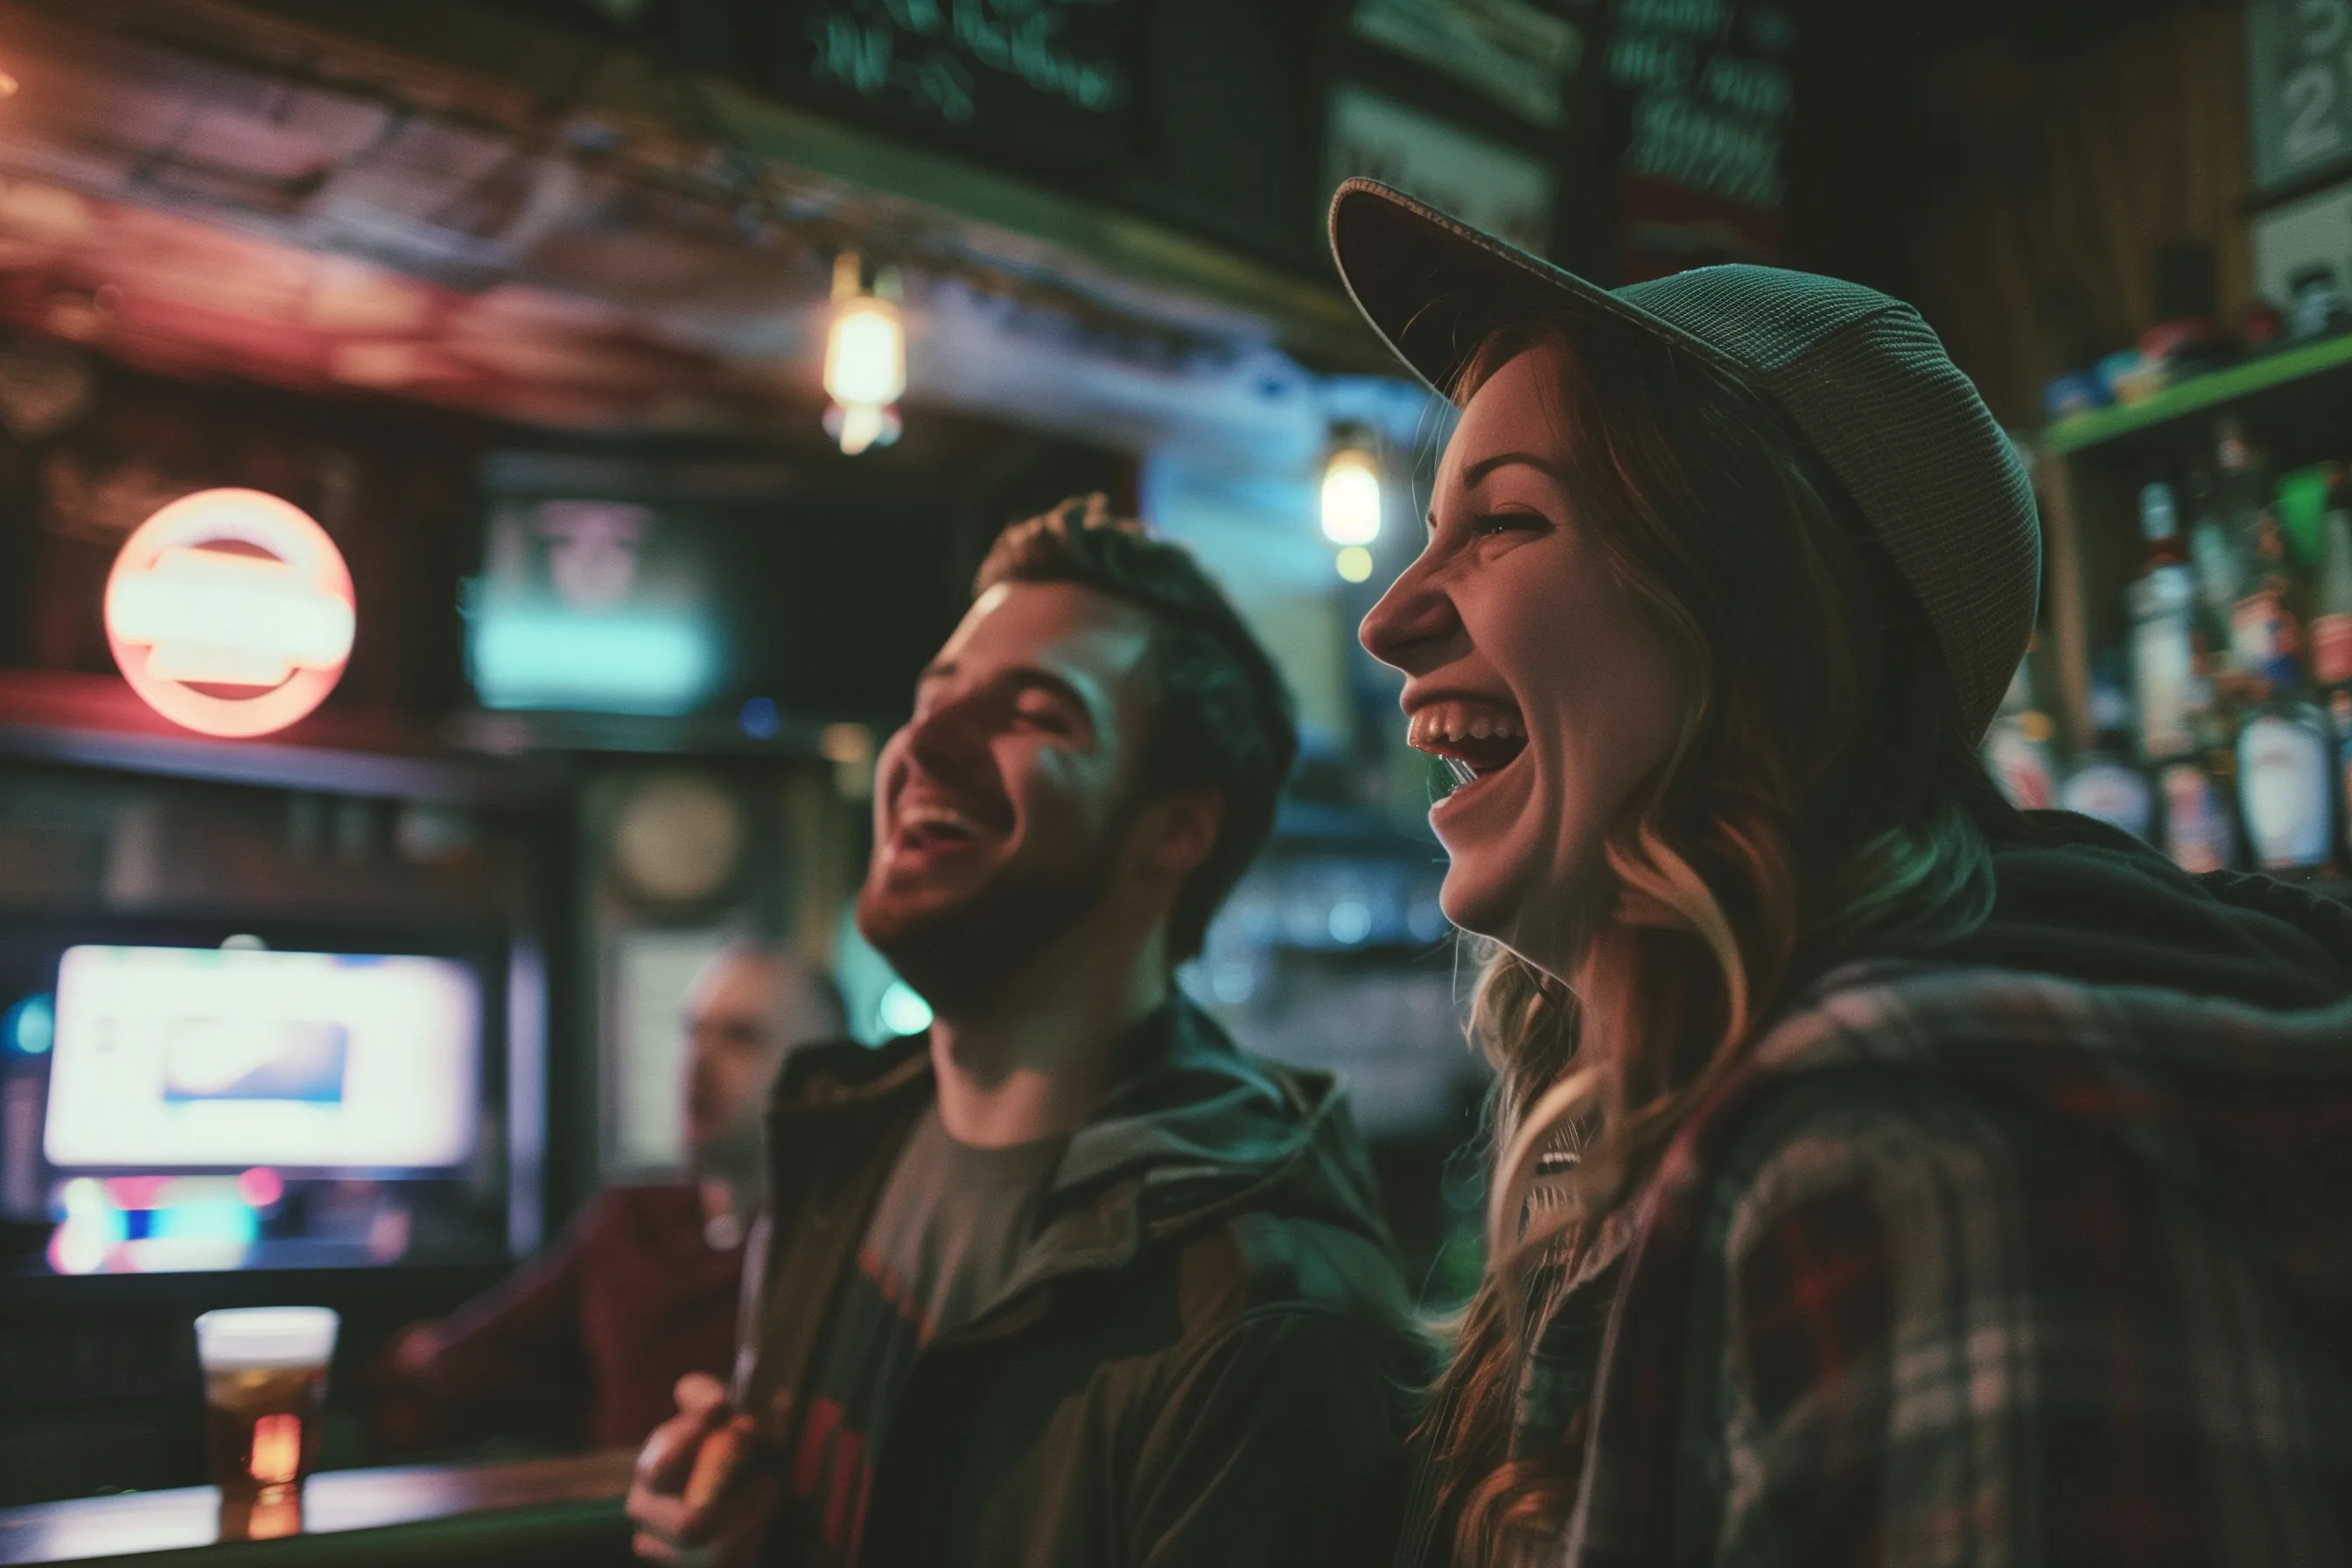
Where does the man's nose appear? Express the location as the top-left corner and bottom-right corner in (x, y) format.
(902, 689), (989, 774)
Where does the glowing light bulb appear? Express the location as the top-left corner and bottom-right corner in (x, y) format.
(828, 401), (893, 457)
(822, 254), (906, 456)
(1335, 545), (1374, 583)
(1320, 446), (1382, 546)
(823, 298), (906, 409)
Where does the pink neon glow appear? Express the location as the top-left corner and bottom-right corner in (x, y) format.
(237, 1166), (285, 1208)
(103, 488), (354, 738)
(105, 1174), (168, 1210)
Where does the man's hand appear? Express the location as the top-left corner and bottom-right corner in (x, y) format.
(385, 1323), (444, 1377)
(628, 1373), (780, 1566)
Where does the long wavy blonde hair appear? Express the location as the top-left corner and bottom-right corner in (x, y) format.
(1419, 307), (2024, 1564)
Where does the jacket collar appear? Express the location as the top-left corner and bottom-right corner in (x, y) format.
(766, 995), (1372, 1341)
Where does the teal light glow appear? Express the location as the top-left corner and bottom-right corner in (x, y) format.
(876, 981), (934, 1038)
(150, 1198), (261, 1245)
(4, 994), (52, 1055)
(469, 610), (717, 715)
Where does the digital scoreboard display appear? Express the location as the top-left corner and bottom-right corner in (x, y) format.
(42, 946), (480, 1172)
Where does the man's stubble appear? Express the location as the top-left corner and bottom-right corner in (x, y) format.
(853, 794), (1138, 1018)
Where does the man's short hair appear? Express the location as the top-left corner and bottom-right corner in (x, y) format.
(974, 494), (1297, 963)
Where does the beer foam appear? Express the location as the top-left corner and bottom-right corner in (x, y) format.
(196, 1306), (339, 1370)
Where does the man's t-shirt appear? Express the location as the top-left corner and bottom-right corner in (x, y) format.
(774, 1107), (1066, 1565)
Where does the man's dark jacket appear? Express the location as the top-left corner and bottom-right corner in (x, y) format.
(737, 997), (1426, 1567)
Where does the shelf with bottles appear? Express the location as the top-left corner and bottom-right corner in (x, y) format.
(2042, 328), (2352, 458)
(2033, 337), (2352, 734)
(1987, 444), (2352, 892)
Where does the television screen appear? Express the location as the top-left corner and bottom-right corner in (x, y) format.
(42, 946), (480, 1171)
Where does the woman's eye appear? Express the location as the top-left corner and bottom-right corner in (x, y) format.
(1472, 510), (1545, 539)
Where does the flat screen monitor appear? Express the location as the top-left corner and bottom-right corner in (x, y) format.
(42, 945), (480, 1172)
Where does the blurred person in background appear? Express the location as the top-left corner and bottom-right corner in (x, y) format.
(376, 942), (844, 1453)
(627, 497), (1424, 1568)
(1334, 178), (2352, 1568)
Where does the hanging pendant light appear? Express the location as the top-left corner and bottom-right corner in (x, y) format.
(822, 251), (905, 456)
(1321, 422), (1382, 581)
(1320, 423), (1382, 546)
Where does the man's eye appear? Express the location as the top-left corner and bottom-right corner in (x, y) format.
(1012, 698), (1072, 732)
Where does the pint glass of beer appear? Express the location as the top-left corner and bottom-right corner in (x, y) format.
(195, 1306), (338, 1540)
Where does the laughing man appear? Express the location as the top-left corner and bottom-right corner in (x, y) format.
(627, 494), (1424, 1568)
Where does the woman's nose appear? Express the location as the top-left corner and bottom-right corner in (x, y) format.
(1359, 556), (1459, 674)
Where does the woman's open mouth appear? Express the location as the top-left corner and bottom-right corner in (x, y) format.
(1407, 700), (1528, 807)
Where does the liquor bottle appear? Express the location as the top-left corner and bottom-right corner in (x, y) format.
(2331, 690), (2352, 863)
(2214, 416), (2270, 543)
(2313, 499), (2352, 692)
(2236, 649), (2335, 878)
(2062, 658), (2154, 840)
(2316, 494), (2352, 867)
(2184, 463), (2241, 640)
(2160, 754), (2239, 874)
(2161, 666), (2244, 874)
(2230, 506), (2306, 690)
(2128, 480), (2198, 762)
(2215, 419), (2282, 689)
(1984, 653), (2059, 813)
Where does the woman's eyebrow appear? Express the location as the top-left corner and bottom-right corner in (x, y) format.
(1462, 451), (1570, 485)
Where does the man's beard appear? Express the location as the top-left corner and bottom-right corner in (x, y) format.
(855, 820), (1126, 1018)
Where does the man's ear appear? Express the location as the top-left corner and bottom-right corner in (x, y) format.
(1137, 787), (1223, 881)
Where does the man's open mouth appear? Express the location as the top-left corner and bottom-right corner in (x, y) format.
(893, 802), (991, 852)
(1407, 701), (1529, 796)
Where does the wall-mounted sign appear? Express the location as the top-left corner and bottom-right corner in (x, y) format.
(782, 0), (1138, 159)
(2248, 0), (2352, 195)
(103, 488), (355, 738)
(1607, 0), (1795, 280)
(1349, 0), (1585, 129)
(1325, 85), (1557, 252)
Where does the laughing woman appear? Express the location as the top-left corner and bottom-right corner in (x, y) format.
(1331, 179), (2352, 1568)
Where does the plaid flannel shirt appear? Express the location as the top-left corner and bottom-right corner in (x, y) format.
(1524, 961), (2352, 1568)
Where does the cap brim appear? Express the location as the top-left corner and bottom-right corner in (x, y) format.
(1326, 178), (1741, 401)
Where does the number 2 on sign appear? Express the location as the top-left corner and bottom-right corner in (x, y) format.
(2287, 63), (2341, 161)
(2284, 0), (2350, 165)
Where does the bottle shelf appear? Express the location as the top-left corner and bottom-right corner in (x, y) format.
(2043, 332), (2352, 457)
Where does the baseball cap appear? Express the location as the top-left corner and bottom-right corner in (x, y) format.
(1326, 178), (2040, 745)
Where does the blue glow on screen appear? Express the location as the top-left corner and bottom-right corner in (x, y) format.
(469, 610), (718, 715)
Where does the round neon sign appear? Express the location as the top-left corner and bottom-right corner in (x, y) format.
(103, 488), (355, 738)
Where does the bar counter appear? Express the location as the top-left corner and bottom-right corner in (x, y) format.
(0, 1452), (634, 1567)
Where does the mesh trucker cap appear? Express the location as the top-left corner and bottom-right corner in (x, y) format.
(1327, 178), (2040, 745)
